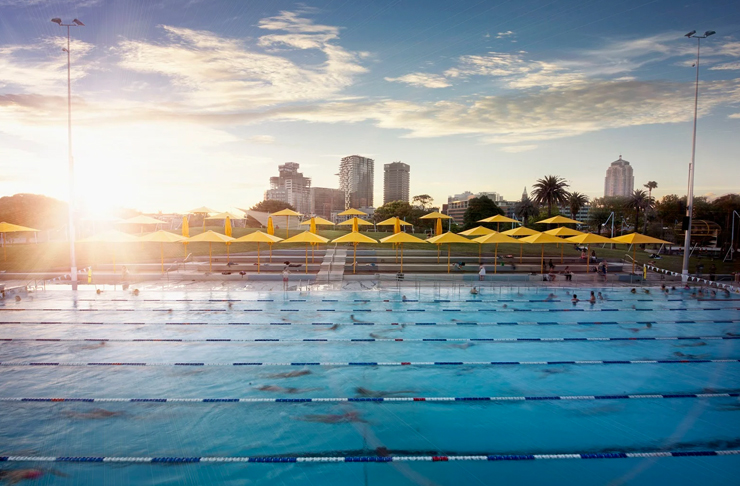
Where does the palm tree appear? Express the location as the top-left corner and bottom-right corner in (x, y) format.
(568, 192), (589, 221)
(531, 175), (570, 217)
(629, 190), (653, 232)
(515, 197), (537, 227)
(644, 181), (658, 200)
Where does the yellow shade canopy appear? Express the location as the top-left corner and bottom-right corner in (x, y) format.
(376, 217), (413, 226)
(501, 227), (540, 237)
(234, 231), (283, 243)
(337, 218), (373, 226)
(565, 233), (614, 245)
(78, 230), (140, 243)
(0, 222), (39, 233)
(337, 208), (367, 216)
(139, 231), (187, 243)
(271, 209), (302, 217)
(427, 232), (475, 244)
(280, 231), (329, 244)
(331, 232), (378, 244)
(519, 233), (565, 244)
(478, 214), (518, 224)
(611, 233), (672, 245)
(188, 206), (216, 214)
(472, 233), (521, 244)
(205, 211), (244, 220)
(459, 226), (495, 236)
(118, 215), (166, 225)
(419, 211), (452, 220)
(537, 215), (582, 225)
(544, 227), (584, 237)
(187, 231), (236, 243)
(379, 232), (427, 244)
(299, 217), (335, 226)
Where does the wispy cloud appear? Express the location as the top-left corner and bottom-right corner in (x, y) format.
(385, 73), (451, 88)
(501, 145), (537, 153)
(710, 61), (740, 71)
(496, 31), (514, 39)
(247, 134), (275, 144)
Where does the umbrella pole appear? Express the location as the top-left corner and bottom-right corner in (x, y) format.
(586, 244), (590, 273)
(305, 243), (308, 274)
(633, 245), (636, 274)
(184, 242), (187, 258)
(161, 243), (164, 274)
(400, 244), (404, 273)
(447, 244), (451, 274)
(227, 243), (230, 264)
(113, 247), (116, 273)
(353, 243), (357, 274)
(395, 243), (398, 263)
(561, 244), (564, 264)
(209, 243), (212, 272)
(286, 217), (290, 239)
(312, 243), (314, 263)
(541, 245), (544, 275)
(270, 244), (272, 263)
(494, 243), (498, 274)
(478, 243), (481, 264)
(520, 245), (522, 264)
(257, 242), (260, 274)
(437, 245), (440, 264)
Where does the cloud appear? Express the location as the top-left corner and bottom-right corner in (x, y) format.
(385, 73), (451, 88)
(500, 145), (537, 153)
(0, 0), (100, 5)
(116, 12), (366, 111)
(710, 61), (740, 71)
(247, 134), (275, 144)
(729, 113), (740, 119)
(496, 31), (514, 39)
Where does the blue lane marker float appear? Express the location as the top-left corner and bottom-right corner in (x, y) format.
(2, 336), (736, 344)
(1, 359), (738, 367)
(0, 393), (740, 403)
(1, 449), (738, 464)
(6, 307), (738, 313)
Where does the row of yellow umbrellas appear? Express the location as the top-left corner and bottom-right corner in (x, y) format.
(0, 222), (40, 261)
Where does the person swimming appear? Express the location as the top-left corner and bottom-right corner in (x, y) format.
(268, 370), (312, 378)
(545, 293), (556, 302)
(597, 292), (604, 300)
(256, 385), (321, 394)
(571, 294), (579, 304)
(297, 411), (367, 423)
(630, 288), (637, 294)
(315, 323), (340, 332)
(61, 408), (123, 419)
(470, 287), (479, 295)
(0, 468), (67, 484)
(355, 387), (416, 397)
(589, 291), (596, 304)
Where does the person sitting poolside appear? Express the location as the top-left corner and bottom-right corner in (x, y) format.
(453, 261), (466, 271)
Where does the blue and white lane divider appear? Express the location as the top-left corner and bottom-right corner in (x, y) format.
(2, 449), (739, 464)
(3, 392), (737, 403)
(2, 359), (739, 367)
(3, 307), (739, 313)
(2, 319), (739, 326)
(2, 336), (738, 344)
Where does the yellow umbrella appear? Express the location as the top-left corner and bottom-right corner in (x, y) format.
(538, 215), (582, 225)
(420, 211), (452, 237)
(427, 231), (476, 273)
(267, 217), (275, 236)
(299, 217), (334, 235)
(78, 229), (139, 272)
(331, 232), (378, 274)
(610, 233), (672, 274)
(224, 217), (233, 237)
(472, 232), (520, 271)
(234, 231), (283, 274)
(338, 208), (368, 216)
(519, 233), (565, 275)
(181, 216), (190, 257)
(459, 226), (495, 236)
(564, 233), (615, 274)
(271, 209), (302, 238)
(206, 211), (244, 221)
(139, 230), (187, 273)
(186, 231), (236, 272)
(188, 207), (216, 230)
(478, 214), (519, 232)
(377, 217), (412, 230)
(380, 232), (428, 273)
(435, 218), (443, 236)
(280, 231), (329, 274)
(337, 217), (373, 233)
(502, 226), (541, 263)
(0, 222), (40, 261)
(544, 227), (584, 263)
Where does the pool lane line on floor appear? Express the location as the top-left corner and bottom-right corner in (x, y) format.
(2, 392), (737, 404)
(2, 336), (738, 344)
(68, 297), (740, 303)
(3, 319), (738, 326)
(2, 449), (739, 464)
(3, 307), (739, 313)
(2, 359), (739, 367)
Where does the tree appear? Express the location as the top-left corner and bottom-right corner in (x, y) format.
(655, 194), (685, 229)
(373, 200), (431, 227)
(0, 193), (68, 229)
(514, 197), (537, 227)
(644, 181), (658, 200)
(568, 192), (589, 220)
(629, 190), (653, 232)
(462, 195), (503, 229)
(531, 175), (570, 217)
(412, 194), (433, 209)
(250, 200), (296, 213)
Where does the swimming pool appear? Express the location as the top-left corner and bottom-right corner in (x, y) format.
(0, 286), (738, 485)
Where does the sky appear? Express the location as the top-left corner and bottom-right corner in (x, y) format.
(0, 0), (739, 216)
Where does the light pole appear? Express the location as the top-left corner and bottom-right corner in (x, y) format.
(51, 17), (84, 290)
(681, 29), (715, 282)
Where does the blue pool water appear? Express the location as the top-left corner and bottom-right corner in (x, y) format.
(0, 286), (738, 485)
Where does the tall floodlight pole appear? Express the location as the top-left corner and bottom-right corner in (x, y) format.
(681, 30), (715, 282)
(51, 18), (85, 290)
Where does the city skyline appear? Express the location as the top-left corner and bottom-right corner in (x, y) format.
(0, 1), (739, 215)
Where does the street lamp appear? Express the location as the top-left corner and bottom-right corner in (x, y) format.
(681, 30), (715, 282)
(51, 17), (85, 290)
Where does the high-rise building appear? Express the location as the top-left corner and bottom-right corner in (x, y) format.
(383, 161), (410, 204)
(264, 162), (311, 214)
(339, 155), (374, 209)
(310, 187), (345, 221)
(445, 191), (504, 224)
(604, 156), (635, 197)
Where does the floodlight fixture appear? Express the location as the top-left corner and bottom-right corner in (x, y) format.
(73, 19), (85, 26)
(705, 30), (715, 37)
(51, 18), (62, 25)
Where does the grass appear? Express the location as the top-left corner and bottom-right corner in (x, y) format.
(1, 226), (738, 275)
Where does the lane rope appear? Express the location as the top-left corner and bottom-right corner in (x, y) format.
(3, 307), (739, 313)
(2, 392), (737, 404)
(1, 449), (738, 464)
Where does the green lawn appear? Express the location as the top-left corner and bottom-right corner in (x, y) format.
(1, 226), (737, 275)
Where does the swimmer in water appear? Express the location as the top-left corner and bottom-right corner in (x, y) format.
(470, 287), (479, 295)
(673, 351), (709, 359)
(61, 408), (124, 419)
(0, 469), (67, 484)
(268, 370), (312, 378)
(133, 289), (140, 296)
(256, 385), (321, 394)
(14, 295), (21, 302)
(597, 292), (604, 300)
(502, 304), (508, 309)
(447, 342), (474, 349)
(571, 294), (579, 304)
(350, 314), (362, 323)
(643, 289), (650, 294)
(544, 293), (556, 302)
(96, 289), (102, 295)
(79, 341), (106, 350)
(315, 323), (340, 331)
(630, 288), (636, 294)
(402, 295), (408, 301)
(589, 291), (596, 304)
(297, 411), (368, 424)
(355, 387), (416, 398)
(673, 341), (707, 348)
